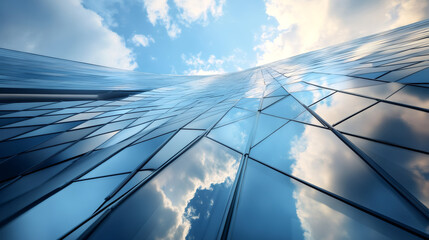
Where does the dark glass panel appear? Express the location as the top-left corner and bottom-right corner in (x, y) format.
(87, 138), (241, 240)
(347, 135), (429, 208)
(82, 133), (171, 178)
(387, 85), (429, 109)
(0, 175), (124, 240)
(336, 102), (429, 152)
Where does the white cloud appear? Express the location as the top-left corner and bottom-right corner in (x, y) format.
(174, 0), (225, 24)
(255, 0), (429, 65)
(142, 0), (225, 38)
(131, 34), (155, 47)
(142, 0), (181, 38)
(0, 0), (137, 70)
(182, 49), (250, 75)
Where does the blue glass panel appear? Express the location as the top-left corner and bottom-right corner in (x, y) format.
(250, 121), (428, 232)
(235, 98), (260, 111)
(2, 110), (52, 118)
(262, 95), (306, 119)
(214, 107), (254, 127)
(208, 115), (255, 153)
(34, 126), (98, 149)
(397, 67), (429, 83)
(0, 175), (124, 240)
(291, 89), (334, 106)
(87, 119), (133, 137)
(185, 112), (224, 129)
(82, 133), (172, 178)
(252, 113), (287, 147)
(0, 143), (72, 182)
(0, 102), (52, 111)
(294, 110), (323, 126)
(0, 126), (38, 141)
(229, 159), (421, 240)
(45, 131), (118, 164)
(87, 138), (241, 240)
(5, 114), (71, 127)
(0, 160), (73, 205)
(144, 130), (203, 169)
(14, 121), (83, 139)
(0, 133), (57, 158)
(261, 96), (284, 110)
(310, 92), (376, 125)
(58, 112), (102, 123)
(336, 102), (429, 152)
(72, 116), (117, 129)
(265, 87), (288, 97)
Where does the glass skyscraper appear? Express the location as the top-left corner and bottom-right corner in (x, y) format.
(0, 19), (428, 239)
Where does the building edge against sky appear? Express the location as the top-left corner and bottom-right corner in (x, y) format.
(0, 19), (427, 239)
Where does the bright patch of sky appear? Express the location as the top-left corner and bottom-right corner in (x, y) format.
(0, 0), (428, 75)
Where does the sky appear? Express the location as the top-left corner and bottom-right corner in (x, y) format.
(0, 0), (428, 75)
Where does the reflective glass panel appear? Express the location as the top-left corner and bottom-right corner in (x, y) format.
(87, 138), (242, 240)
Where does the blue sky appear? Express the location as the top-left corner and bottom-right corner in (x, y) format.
(0, 0), (428, 75)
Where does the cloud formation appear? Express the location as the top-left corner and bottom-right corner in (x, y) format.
(0, 0), (137, 70)
(131, 34), (155, 47)
(255, 0), (429, 65)
(143, 0), (225, 39)
(182, 49), (248, 75)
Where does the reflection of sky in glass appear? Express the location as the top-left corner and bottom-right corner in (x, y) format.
(88, 137), (241, 239)
(229, 160), (420, 240)
(250, 121), (429, 233)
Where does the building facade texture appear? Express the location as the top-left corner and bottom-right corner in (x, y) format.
(0, 20), (428, 239)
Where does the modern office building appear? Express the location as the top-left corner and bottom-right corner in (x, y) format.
(0, 19), (428, 240)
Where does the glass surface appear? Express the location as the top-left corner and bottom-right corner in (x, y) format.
(5, 114), (71, 127)
(294, 110), (323, 126)
(397, 67), (429, 84)
(387, 85), (429, 109)
(261, 96), (284, 110)
(99, 123), (149, 148)
(252, 113), (287, 147)
(34, 126), (98, 149)
(0, 133), (57, 158)
(208, 115), (255, 153)
(58, 112), (102, 123)
(344, 82), (403, 99)
(185, 112), (224, 129)
(310, 92), (376, 125)
(72, 116), (117, 129)
(0, 126), (38, 141)
(250, 121), (428, 231)
(235, 98), (260, 111)
(379, 66), (427, 82)
(336, 102), (429, 152)
(262, 95), (306, 119)
(2, 110), (52, 118)
(214, 107), (254, 127)
(347, 135), (429, 208)
(0, 175), (124, 240)
(87, 119), (133, 137)
(229, 159), (421, 240)
(0, 143), (72, 182)
(14, 121), (83, 139)
(82, 133), (171, 179)
(0, 102), (51, 111)
(0, 160), (73, 205)
(46, 131), (118, 164)
(87, 138), (242, 240)
(144, 130), (203, 169)
(291, 89), (334, 106)
(265, 87), (288, 97)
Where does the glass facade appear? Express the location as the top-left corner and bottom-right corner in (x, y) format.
(0, 19), (428, 239)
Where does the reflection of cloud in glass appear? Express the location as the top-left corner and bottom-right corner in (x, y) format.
(89, 137), (241, 239)
(285, 123), (428, 235)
